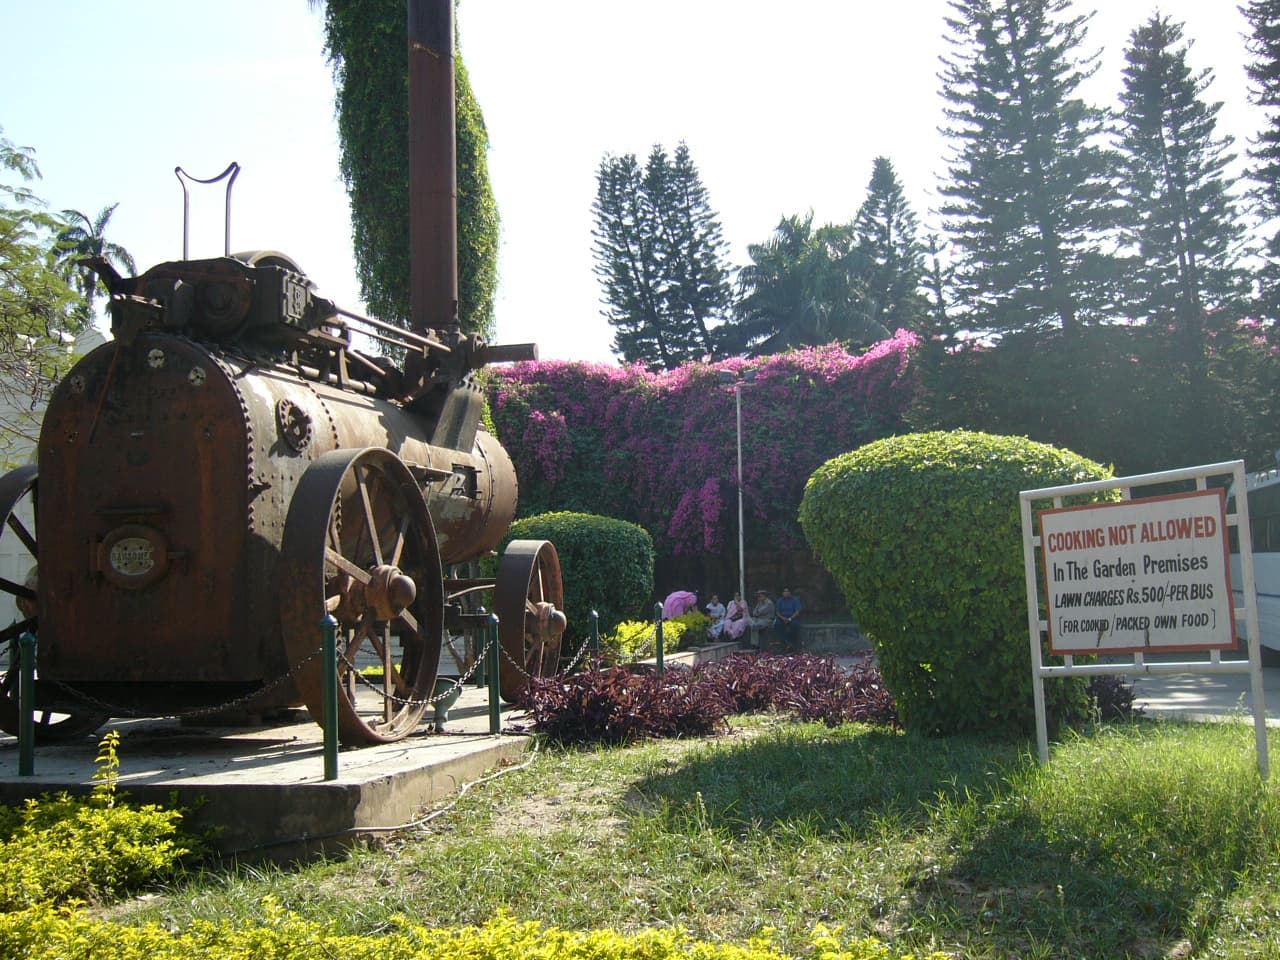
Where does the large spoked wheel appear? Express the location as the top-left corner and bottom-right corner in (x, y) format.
(494, 540), (566, 702)
(0, 466), (108, 741)
(280, 448), (443, 745)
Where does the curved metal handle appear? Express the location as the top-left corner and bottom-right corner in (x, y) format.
(174, 161), (240, 259)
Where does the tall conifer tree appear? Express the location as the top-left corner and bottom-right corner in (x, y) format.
(1243, 0), (1280, 320)
(938, 0), (1119, 335)
(853, 157), (926, 333)
(592, 143), (730, 369)
(1115, 14), (1248, 366)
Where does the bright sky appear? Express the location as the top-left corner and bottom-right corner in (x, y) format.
(0, 1), (1261, 364)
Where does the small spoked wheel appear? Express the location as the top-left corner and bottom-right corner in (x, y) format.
(0, 466), (108, 741)
(281, 448), (443, 745)
(494, 539), (566, 702)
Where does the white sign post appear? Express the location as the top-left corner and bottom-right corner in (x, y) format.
(1020, 461), (1269, 778)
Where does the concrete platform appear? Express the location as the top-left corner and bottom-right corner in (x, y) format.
(0, 682), (530, 861)
(0, 642), (746, 860)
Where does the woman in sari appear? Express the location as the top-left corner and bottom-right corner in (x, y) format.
(722, 591), (748, 641)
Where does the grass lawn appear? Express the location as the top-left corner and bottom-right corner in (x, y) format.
(107, 716), (1280, 960)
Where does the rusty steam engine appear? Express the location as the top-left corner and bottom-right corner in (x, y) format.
(0, 0), (565, 746)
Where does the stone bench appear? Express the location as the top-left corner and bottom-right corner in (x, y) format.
(738, 621), (872, 653)
(800, 622), (872, 654)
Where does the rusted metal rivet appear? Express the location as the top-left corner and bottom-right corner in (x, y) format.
(188, 366), (207, 387)
(69, 375), (86, 394)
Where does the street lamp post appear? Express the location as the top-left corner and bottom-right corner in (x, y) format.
(719, 370), (755, 607)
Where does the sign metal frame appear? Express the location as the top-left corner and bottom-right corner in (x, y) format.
(1019, 460), (1268, 777)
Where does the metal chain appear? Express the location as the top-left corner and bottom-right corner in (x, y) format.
(342, 632), (495, 708)
(496, 630), (595, 682)
(44, 644), (326, 721)
(31, 622), (614, 721)
(559, 636), (594, 674)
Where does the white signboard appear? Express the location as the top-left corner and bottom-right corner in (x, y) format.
(1039, 489), (1235, 654)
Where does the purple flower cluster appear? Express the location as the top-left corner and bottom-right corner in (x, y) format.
(489, 331), (920, 553)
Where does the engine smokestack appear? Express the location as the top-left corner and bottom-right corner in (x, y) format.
(407, 0), (458, 335)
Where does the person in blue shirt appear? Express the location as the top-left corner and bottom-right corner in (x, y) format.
(774, 587), (802, 652)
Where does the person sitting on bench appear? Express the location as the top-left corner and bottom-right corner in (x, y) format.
(774, 587), (802, 652)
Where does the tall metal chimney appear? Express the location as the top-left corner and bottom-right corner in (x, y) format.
(407, 0), (458, 335)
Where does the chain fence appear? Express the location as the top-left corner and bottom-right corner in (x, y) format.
(42, 644), (327, 722)
(11, 604), (703, 732)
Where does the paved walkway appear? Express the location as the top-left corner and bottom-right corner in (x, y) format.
(825, 648), (1280, 723)
(1121, 660), (1280, 722)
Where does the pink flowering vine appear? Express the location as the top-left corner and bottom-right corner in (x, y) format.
(488, 330), (920, 555)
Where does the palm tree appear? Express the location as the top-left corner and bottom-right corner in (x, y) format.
(54, 204), (136, 310)
(721, 212), (888, 356)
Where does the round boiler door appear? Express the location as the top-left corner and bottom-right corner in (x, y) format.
(101, 524), (170, 589)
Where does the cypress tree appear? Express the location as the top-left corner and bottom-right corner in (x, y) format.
(938, 0), (1120, 335)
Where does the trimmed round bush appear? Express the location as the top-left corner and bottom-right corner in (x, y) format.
(799, 430), (1112, 735)
(500, 511), (654, 645)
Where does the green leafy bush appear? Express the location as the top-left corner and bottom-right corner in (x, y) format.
(0, 905), (948, 960)
(0, 732), (194, 909)
(799, 430), (1112, 735)
(605, 611), (710, 658)
(498, 511), (654, 644)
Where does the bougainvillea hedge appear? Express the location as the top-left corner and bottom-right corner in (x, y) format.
(488, 331), (919, 558)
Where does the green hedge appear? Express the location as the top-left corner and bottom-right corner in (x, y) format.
(499, 512), (654, 643)
(800, 430), (1112, 735)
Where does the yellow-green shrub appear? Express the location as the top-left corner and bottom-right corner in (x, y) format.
(0, 732), (193, 909)
(605, 611), (711, 658)
(0, 905), (949, 960)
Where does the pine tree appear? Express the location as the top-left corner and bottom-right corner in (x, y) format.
(1115, 13), (1248, 364)
(1243, 0), (1280, 319)
(592, 152), (673, 368)
(938, 0), (1120, 335)
(921, 233), (958, 342)
(852, 157), (926, 333)
(591, 143), (731, 369)
(663, 144), (732, 359)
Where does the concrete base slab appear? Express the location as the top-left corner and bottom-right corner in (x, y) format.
(0, 684), (530, 862)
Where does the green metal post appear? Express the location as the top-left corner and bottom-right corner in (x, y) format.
(590, 609), (600, 658)
(487, 613), (501, 734)
(321, 615), (339, 781)
(653, 602), (665, 676)
(475, 606), (488, 687)
(18, 631), (35, 776)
